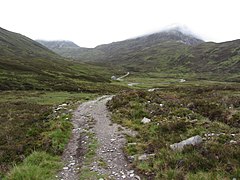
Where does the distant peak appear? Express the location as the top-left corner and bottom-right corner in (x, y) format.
(36, 40), (80, 49)
(161, 24), (203, 40)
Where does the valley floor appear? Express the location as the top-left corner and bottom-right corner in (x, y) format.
(1, 81), (240, 180)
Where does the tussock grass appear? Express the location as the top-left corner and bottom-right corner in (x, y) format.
(5, 151), (62, 180)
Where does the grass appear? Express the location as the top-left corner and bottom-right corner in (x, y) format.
(0, 91), (98, 105)
(98, 158), (108, 169)
(111, 71), (240, 91)
(0, 90), (98, 177)
(107, 84), (240, 179)
(40, 113), (73, 154)
(78, 132), (107, 179)
(0, 27), (123, 93)
(84, 132), (98, 164)
(5, 151), (62, 180)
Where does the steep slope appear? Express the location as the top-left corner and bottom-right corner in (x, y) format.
(0, 27), (67, 73)
(0, 27), (114, 91)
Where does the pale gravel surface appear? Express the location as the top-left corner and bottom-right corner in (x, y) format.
(58, 95), (140, 180)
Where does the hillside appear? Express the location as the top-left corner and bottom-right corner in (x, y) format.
(39, 28), (240, 81)
(95, 28), (203, 53)
(172, 40), (240, 76)
(0, 27), (118, 92)
(38, 28), (203, 63)
(92, 29), (240, 80)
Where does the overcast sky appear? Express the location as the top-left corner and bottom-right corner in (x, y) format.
(1, 0), (239, 47)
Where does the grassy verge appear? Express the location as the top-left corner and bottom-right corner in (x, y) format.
(79, 132), (100, 179)
(5, 151), (62, 180)
(78, 126), (108, 179)
(0, 91), (98, 178)
(79, 132), (108, 179)
(107, 84), (240, 179)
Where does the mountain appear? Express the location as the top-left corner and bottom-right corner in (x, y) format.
(37, 40), (80, 49)
(36, 40), (105, 61)
(38, 27), (240, 81)
(0, 27), (116, 92)
(96, 28), (203, 53)
(89, 28), (204, 71)
(38, 27), (203, 61)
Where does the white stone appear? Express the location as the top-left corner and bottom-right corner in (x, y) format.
(128, 83), (139, 86)
(135, 175), (141, 180)
(170, 135), (202, 151)
(141, 117), (151, 124)
(111, 76), (117, 80)
(129, 170), (134, 174)
(230, 140), (237, 144)
(180, 79), (186, 83)
(110, 138), (116, 142)
(69, 162), (75, 166)
(122, 174), (126, 178)
(148, 88), (159, 92)
(148, 88), (155, 92)
(138, 154), (155, 161)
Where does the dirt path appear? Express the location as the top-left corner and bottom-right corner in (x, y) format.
(117, 72), (130, 81)
(58, 96), (140, 180)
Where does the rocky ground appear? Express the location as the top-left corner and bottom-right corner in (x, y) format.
(58, 96), (140, 180)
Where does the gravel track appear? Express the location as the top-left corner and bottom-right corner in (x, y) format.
(58, 96), (140, 180)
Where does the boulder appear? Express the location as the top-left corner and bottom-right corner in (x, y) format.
(111, 76), (117, 80)
(170, 135), (202, 151)
(141, 117), (151, 124)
